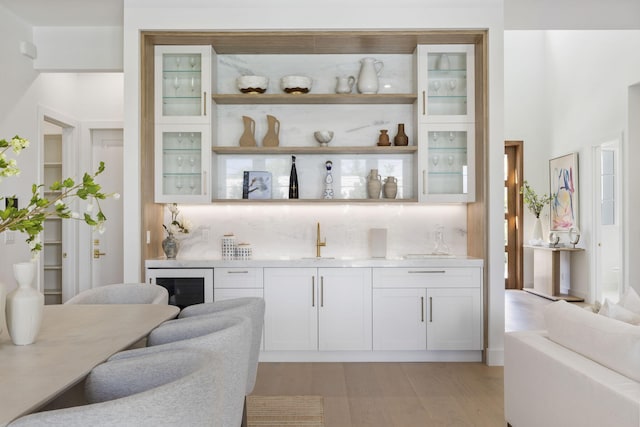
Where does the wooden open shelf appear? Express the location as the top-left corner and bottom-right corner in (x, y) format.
(212, 145), (418, 155)
(212, 93), (417, 105)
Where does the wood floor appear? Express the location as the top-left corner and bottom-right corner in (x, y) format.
(252, 290), (564, 426)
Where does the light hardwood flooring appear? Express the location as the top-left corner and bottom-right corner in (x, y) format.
(252, 290), (579, 426)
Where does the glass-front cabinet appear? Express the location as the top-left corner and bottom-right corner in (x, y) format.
(154, 124), (211, 203)
(419, 123), (475, 203)
(416, 44), (474, 124)
(154, 45), (213, 124)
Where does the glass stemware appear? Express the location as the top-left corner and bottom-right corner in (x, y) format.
(173, 76), (180, 96)
(189, 156), (196, 172)
(175, 177), (183, 193)
(189, 177), (196, 194)
(431, 155), (439, 166)
(175, 57), (181, 69)
(189, 57), (196, 69)
(432, 80), (441, 95)
(448, 79), (457, 95)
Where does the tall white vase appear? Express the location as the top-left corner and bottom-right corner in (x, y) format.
(531, 217), (543, 244)
(0, 280), (6, 336)
(6, 261), (44, 346)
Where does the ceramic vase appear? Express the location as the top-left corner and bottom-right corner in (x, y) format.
(335, 75), (355, 94)
(239, 116), (257, 147)
(531, 217), (543, 244)
(383, 176), (398, 199)
(6, 261), (44, 346)
(162, 234), (179, 259)
(367, 169), (382, 199)
(357, 57), (384, 94)
(0, 279), (6, 336)
(394, 123), (409, 146)
(323, 161), (334, 199)
(377, 130), (390, 146)
(262, 114), (280, 147)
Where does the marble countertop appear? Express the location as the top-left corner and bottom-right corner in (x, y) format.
(146, 256), (484, 269)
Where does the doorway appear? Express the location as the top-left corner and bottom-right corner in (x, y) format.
(593, 138), (623, 303)
(504, 141), (523, 289)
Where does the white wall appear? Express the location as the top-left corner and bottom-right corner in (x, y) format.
(123, 0), (505, 365)
(504, 30), (640, 299)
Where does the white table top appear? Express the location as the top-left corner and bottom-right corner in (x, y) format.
(0, 304), (179, 426)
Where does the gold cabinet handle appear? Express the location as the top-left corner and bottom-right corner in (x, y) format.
(312, 276), (315, 307)
(421, 296), (424, 322)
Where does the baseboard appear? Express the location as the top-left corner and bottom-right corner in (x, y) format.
(485, 347), (504, 366)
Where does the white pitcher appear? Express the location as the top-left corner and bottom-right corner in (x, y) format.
(357, 57), (384, 94)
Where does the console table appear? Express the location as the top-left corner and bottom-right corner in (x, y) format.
(0, 304), (179, 426)
(524, 245), (585, 302)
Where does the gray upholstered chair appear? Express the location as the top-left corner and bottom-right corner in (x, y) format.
(8, 349), (222, 427)
(65, 283), (168, 305)
(178, 297), (265, 427)
(109, 314), (251, 427)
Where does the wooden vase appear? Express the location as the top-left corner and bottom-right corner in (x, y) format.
(262, 114), (280, 147)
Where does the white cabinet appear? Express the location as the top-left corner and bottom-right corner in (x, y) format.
(154, 45), (214, 203)
(214, 267), (264, 301)
(154, 45), (214, 125)
(416, 44), (475, 124)
(263, 267), (372, 351)
(372, 267), (482, 351)
(418, 123), (475, 203)
(154, 124), (211, 203)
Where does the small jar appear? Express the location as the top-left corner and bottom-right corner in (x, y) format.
(235, 243), (252, 261)
(221, 234), (236, 260)
(377, 130), (390, 146)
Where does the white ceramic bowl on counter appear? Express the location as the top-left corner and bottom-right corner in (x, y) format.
(237, 75), (269, 94)
(280, 75), (312, 94)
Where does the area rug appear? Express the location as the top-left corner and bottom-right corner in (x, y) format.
(246, 395), (325, 427)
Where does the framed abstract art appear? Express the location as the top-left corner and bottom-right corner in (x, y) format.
(549, 152), (579, 231)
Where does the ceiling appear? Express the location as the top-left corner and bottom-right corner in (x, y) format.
(0, 0), (123, 26)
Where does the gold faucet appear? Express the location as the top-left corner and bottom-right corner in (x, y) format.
(316, 222), (326, 257)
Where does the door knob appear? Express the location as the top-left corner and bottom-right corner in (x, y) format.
(93, 249), (106, 259)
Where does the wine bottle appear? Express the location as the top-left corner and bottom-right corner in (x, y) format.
(289, 155), (299, 199)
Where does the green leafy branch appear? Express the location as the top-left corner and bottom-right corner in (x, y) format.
(520, 180), (554, 218)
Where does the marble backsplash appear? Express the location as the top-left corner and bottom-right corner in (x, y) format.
(167, 203), (468, 260)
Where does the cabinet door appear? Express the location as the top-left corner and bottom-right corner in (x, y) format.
(419, 123), (475, 203)
(154, 45), (213, 124)
(263, 268), (318, 351)
(318, 268), (372, 351)
(417, 44), (474, 123)
(426, 288), (482, 350)
(154, 124), (211, 203)
(373, 288), (426, 351)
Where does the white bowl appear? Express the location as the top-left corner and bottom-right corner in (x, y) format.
(314, 131), (334, 147)
(237, 75), (269, 93)
(281, 75), (312, 94)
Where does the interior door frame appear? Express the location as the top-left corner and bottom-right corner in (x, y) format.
(77, 121), (124, 298)
(505, 141), (524, 290)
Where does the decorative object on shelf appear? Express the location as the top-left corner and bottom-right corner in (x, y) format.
(548, 231), (560, 248)
(323, 161), (334, 199)
(162, 203), (190, 259)
(549, 152), (579, 231)
(239, 116), (257, 147)
(281, 75), (312, 94)
(383, 176), (398, 199)
(393, 123), (409, 146)
(222, 233), (237, 260)
(313, 130), (334, 147)
(289, 156), (299, 199)
(377, 130), (390, 146)
(367, 169), (382, 199)
(262, 114), (280, 147)
(0, 279), (6, 336)
(438, 53), (450, 71)
(357, 57), (384, 94)
(335, 75), (356, 94)
(432, 224), (450, 255)
(242, 171), (272, 199)
(520, 180), (555, 245)
(236, 75), (269, 94)
(5, 261), (44, 345)
(568, 227), (581, 248)
(0, 135), (117, 254)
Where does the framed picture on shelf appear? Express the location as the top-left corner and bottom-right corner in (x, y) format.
(549, 152), (579, 231)
(242, 171), (272, 200)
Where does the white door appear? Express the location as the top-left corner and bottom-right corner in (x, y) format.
(264, 268), (318, 351)
(318, 268), (372, 351)
(91, 129), (124, 287)
(426, 287), (482, 350)
(594, 140), (623, 303)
